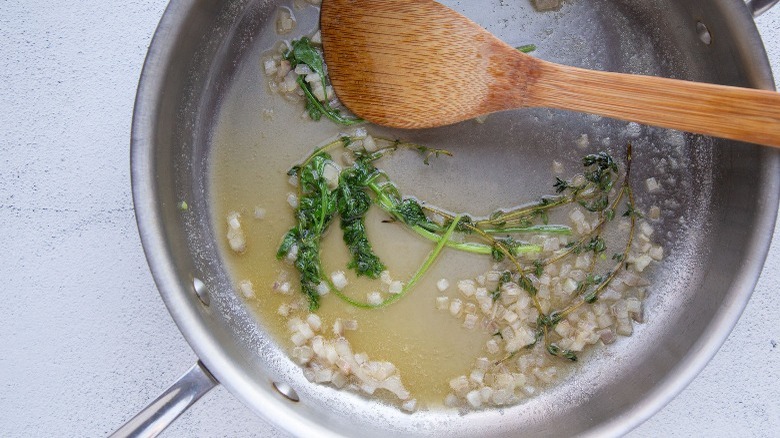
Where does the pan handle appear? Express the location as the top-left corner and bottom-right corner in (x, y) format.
(109, 361), (219, 438)
(746, 0), (780, 17)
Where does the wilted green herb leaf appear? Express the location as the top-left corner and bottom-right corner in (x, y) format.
(580, 195), (609, 213)
(519, 275), (538, 296)
(395, 198), (428, 227)
(587, 237), (607, 254)
(530, 329), (544, 347)
(582, 151), (618, 194)
(562, 350), (578, 361)
(337, 160), (385, 278)
(489, 210), (508, 227)
(542, 310), (562, 327)
(491, 237), (519, 262)
(341, 219), (385, 278)
(547, 343), (577, 361)
(297, 76), (363, 126)
(491, 246), (505, 262)
(278, 154), (339, 310)
(417, 145), (453, 165)
(285, 38), (363, 126)
(574, 236), (607, 255)
(285, 37), (329, 93)
(277, 230), (298, 259)
(623, 204), (644, 218)
(533, 259), (544, 277)
(516, 44), (537, 53)
(305, 98), (323, 121)
(553, 177), (570, 193)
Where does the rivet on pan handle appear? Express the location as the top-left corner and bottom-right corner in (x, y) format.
(746, 0), (780, 17)
(109, 361), (218, 438)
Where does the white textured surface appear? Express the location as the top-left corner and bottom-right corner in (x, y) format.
(0, 1), (778, 437)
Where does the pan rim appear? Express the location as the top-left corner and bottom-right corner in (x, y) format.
(130, 1), (344, 437)
(130, 0), (780, 436)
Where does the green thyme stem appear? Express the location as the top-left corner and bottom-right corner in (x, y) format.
(287, 135), (641, 344)
(412, 227), (495, 255)
(296, 77), (364, 126)
(546, 145), (637, 321)
(431, 208), (546, 315)
(328, 214), (462, 309)
(556, 189), (637, 320)
(326, 277), (374, 310)
(531, 186), (627, 271)
(366, 180), (543, 256)
(481, 225), (572, 235)
(516, 44), (537, 53)
(476, 188), (598, 227)
(380, 214), (462, 308)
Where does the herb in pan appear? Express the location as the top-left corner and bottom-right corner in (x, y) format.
(280, 133), (641, 364)
(283, 38), (363, 126)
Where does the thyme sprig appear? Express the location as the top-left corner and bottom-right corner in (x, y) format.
(553, 144), (637, 322)
(277, 153), (338, 310)
(491, 144), (638, 364)
(284, 38), (363, 126)
(280, 136), (642, 364)
(327, 215), (463, 310)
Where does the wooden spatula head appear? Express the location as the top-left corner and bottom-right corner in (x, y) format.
(321, 0), (535, 129)
(321, 0), (780, 147)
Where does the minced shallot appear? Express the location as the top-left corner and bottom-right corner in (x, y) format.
(289, 316), (411, 402)
(435, 205), (662, 408)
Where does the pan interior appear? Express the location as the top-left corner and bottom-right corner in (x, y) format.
(148, 0), (777, 436)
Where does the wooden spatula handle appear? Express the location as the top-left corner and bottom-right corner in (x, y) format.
(528, 62), (780, 147)
(530, 61), (780, 147)
(322, 0), (780, 145)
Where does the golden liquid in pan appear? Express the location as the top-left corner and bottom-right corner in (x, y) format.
(210, 97), (502, 404)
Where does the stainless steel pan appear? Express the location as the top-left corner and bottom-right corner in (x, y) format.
(119, 0), (780, 436)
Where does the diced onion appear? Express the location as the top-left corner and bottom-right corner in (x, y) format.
(463, 314), (479, 330)
(367, 291), (383, 306)
(436, 296), (450, 310)
(458, 280), (476, 297)
(380, 270), (393, 285)
(238, 280), (254, 298)
(388, 281), (403, 295)
(449, 299), (463, 317)
(645, 177), (661, 193)
(331, 271), (348, 290)
(466, 390), (482, 408)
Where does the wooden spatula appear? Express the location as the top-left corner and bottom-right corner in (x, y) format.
(321, 0), (780, 147)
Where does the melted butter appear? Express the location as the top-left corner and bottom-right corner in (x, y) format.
(210, 93), (496, 404)
(207, 9), (589, 405)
